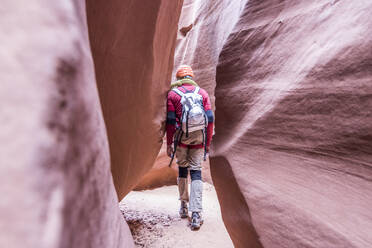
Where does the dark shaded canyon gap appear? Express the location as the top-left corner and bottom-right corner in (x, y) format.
(1, 1), (133, 247)
(213, 0), (372, 247)
(86, 0), (184, 199)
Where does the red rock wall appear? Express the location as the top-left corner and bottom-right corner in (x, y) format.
(212, 0), (372, 247)
(0, 1), (133, 248)
(86, 0), (183, 199)
(174, 0), (249, 108)
(1, 0), (184, 247)
(134, 142), (178, 190)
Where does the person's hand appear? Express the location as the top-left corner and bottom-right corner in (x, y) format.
(167, 145), (174, 158)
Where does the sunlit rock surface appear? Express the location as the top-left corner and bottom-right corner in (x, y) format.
(212, 0), (372, 247)
(0, 1), (133, 248)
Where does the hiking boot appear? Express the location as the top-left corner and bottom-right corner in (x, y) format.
(191, 212), (203, 230)
(179, 201), (188, 218)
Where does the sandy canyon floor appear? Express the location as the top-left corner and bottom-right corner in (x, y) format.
(119, 184), (233, 248)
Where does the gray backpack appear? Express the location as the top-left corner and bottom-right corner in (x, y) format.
(172, 86), (207, 136)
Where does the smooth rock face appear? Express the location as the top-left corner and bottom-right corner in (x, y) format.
(86, 0), (183, 199)
(175, 0), (249, 108)
(134, 141), (178, 190)
(212, 0), (372, 247)
(0, 1), (133, 248)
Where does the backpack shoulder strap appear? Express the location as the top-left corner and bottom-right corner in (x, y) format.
(172, 88), (184, 97)
(180, 86), (193, 93)
(193, 87), (200, 94)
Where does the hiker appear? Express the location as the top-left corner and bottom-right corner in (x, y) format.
(166, 65), (214, 230)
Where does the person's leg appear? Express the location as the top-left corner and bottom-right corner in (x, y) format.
(189, 169), (203, 212)
(188, 148), (204, 212)
(188, 148), (204, 229)
(178, 167), (189, 202)
(176, 146), (189, 217)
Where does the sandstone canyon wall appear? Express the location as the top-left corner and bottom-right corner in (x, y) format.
(171, 0), (372, 247)
(212, 0), (372, 247)
(0, 1), (133, 248)
(1, 1), (183, 248)
(175, 0), (249, 108)
(134, 143), (178, 190)
(86, 0), (183, 199)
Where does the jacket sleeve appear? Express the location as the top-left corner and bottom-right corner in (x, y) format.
(166, 91), (176, 146)
(202, 90), (214, 149)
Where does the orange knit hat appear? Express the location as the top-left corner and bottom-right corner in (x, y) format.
(176, 65), (194, 79)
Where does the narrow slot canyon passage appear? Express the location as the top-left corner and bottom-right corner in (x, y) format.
(117, 143), (233, 247)
(3, 1), (372, 248)
(119, 183), (233, 247)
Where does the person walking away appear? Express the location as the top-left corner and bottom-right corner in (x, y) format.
(166, 65), (214, 230)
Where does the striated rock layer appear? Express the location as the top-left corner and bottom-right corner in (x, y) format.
(0, 1), (133, 248)
(212, 0), (372, 247)
(86, 0), (183, 199)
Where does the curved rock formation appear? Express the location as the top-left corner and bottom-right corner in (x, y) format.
(86, 0), (183, 199)
(0, 1), (133, 247)
(5, 0), (372, 247)
(2, 1), (183, 247)
(212, 0), (372, 247)
(134, 141), (178, 190)
(175, 0), (249, 108)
